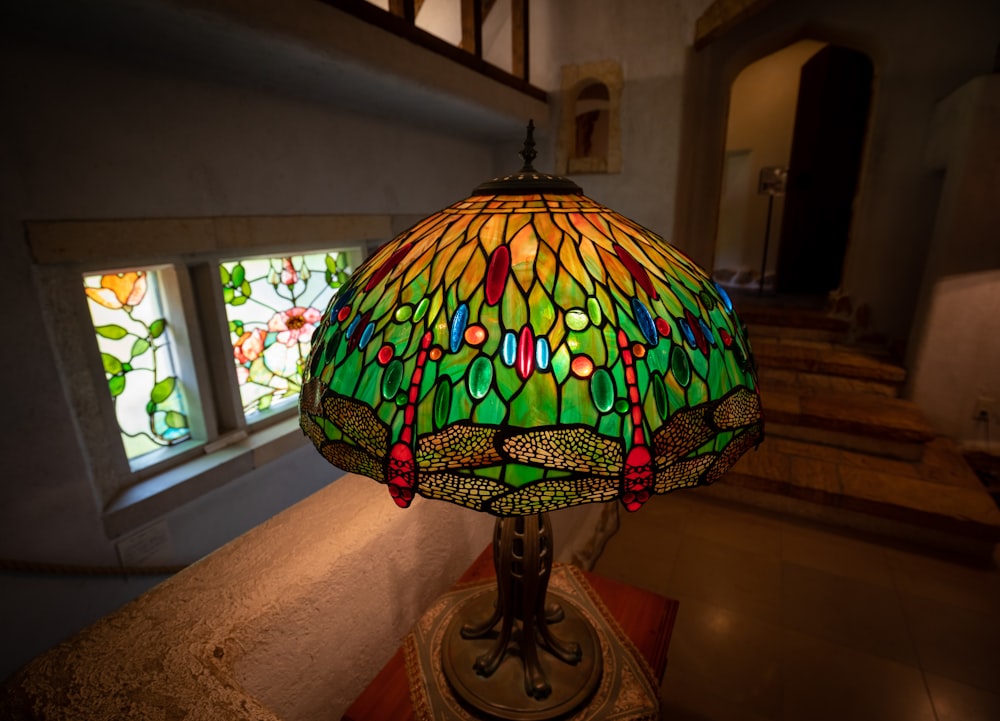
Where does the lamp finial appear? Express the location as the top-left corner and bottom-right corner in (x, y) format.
(474, 119), (582, 194)
(519, 119), (538, 171)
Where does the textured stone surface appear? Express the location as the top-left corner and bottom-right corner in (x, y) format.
(752, 338), (907, 384)
(1, 476), (495, 720)
(0, 474), (610, 721)
(724, 437), (1000, 553)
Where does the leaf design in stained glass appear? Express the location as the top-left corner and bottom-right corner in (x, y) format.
(84, 270), (192, 462)
(222, 251), (353, 418)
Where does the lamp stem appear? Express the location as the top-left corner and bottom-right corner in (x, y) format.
(461, 513), (582, 699)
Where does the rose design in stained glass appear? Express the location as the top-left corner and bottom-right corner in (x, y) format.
(301, 192), (763, 516)
(221, 252), (352, 417)
(84, 270), (191, 462)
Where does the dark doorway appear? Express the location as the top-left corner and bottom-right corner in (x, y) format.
(776, 45), (873, 294)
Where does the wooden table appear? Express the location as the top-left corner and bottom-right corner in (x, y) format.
(342, 548), (679, 720)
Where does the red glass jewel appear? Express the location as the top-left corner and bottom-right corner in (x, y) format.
(517, 325), (534, 380)
(485, 246), (510, 306)
(365, 242), (414, 292)
(615, 246), (658, 300)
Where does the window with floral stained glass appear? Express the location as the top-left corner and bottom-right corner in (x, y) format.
(84, 269), (192, 463)
(221, 251), (352, 418)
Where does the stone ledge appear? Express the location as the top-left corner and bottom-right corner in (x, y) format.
(1, 479), (611, 720)
(1, 475), (495, 720)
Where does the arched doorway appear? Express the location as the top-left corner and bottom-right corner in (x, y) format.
(712, 41), (873, 297)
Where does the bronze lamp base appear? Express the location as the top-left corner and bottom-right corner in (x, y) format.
(441, 513), (603, 720)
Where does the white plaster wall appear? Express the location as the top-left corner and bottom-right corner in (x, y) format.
(908, 76), (1000, 445)
(416, 0), (462, 46)
(483, 0), (513, 75)
(539, 0), (713, 243)
(910, 271), (1000, 445)
(0, 32), (496, 680)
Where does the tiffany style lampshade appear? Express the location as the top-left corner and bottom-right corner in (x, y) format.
(300, 123), (763, 719)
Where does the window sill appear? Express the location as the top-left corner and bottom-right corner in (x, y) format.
(103, 416), (308, 538)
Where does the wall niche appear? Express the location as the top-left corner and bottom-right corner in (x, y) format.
(557, 60), (623, 175)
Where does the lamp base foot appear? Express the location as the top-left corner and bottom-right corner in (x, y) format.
(442, 589), (602, 721)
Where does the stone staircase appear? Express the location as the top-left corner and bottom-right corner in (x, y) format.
(706, 297), (1000, 563)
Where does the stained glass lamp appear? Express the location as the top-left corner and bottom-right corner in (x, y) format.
(300, 122), (763, 719)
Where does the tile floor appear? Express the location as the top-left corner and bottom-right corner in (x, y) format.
(593, 490), (1000, 721)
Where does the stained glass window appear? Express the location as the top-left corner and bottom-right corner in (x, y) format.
(221, 251), (353, 419)
(84, 269), (192, 463)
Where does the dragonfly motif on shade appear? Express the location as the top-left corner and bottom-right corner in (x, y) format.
(300, 191), (763, 515)
(302, 382), (760, 515)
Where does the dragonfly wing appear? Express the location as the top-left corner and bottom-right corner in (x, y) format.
(300, 412), (327, 450)
(654, 454), (716, 493)
(321, 440), (385, 483)
(417, 423), (503, 471)
(502, 426), (624, 476)
(653, 386), (761, 466)
(704, 422), (763, 484)
(654, 421), (763, 493)
(488, 475), (619, 515)
(322, 393), (389, 457)
(417, 471), (507, 513)
(711, 387), (763, 431)
(652, 406), (714, 467)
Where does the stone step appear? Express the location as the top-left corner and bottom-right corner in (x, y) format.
(748, 322), (848, 344)
(761, 387), (936, 461)
(738, 303), (850, 343)
(751, 337), (906, 396)
(758, 367), (902, 398)
(707, 436), (1000, 563)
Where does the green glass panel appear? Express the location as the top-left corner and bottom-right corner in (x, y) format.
(433, 379), (452, 429)
(598, 413), (623, 438)
(586, 296), (602, 326)
(670, 344), (691, 387)
(559, 378), (592, 425)
(382, 360), (403, 400)
(413, 297), (430, 322)
(508, 372), (558, 427)
(493, 362), (521, 402)
(590, 368), (615, 413)
(652, 372), (668, 419)
(565, 308), (589, 331)
(84, 269), (191, 462)
(473, 389), (506, 426)
(467, 356), (493, 400)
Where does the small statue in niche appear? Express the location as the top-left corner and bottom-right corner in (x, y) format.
(575, 110), (600, 157)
